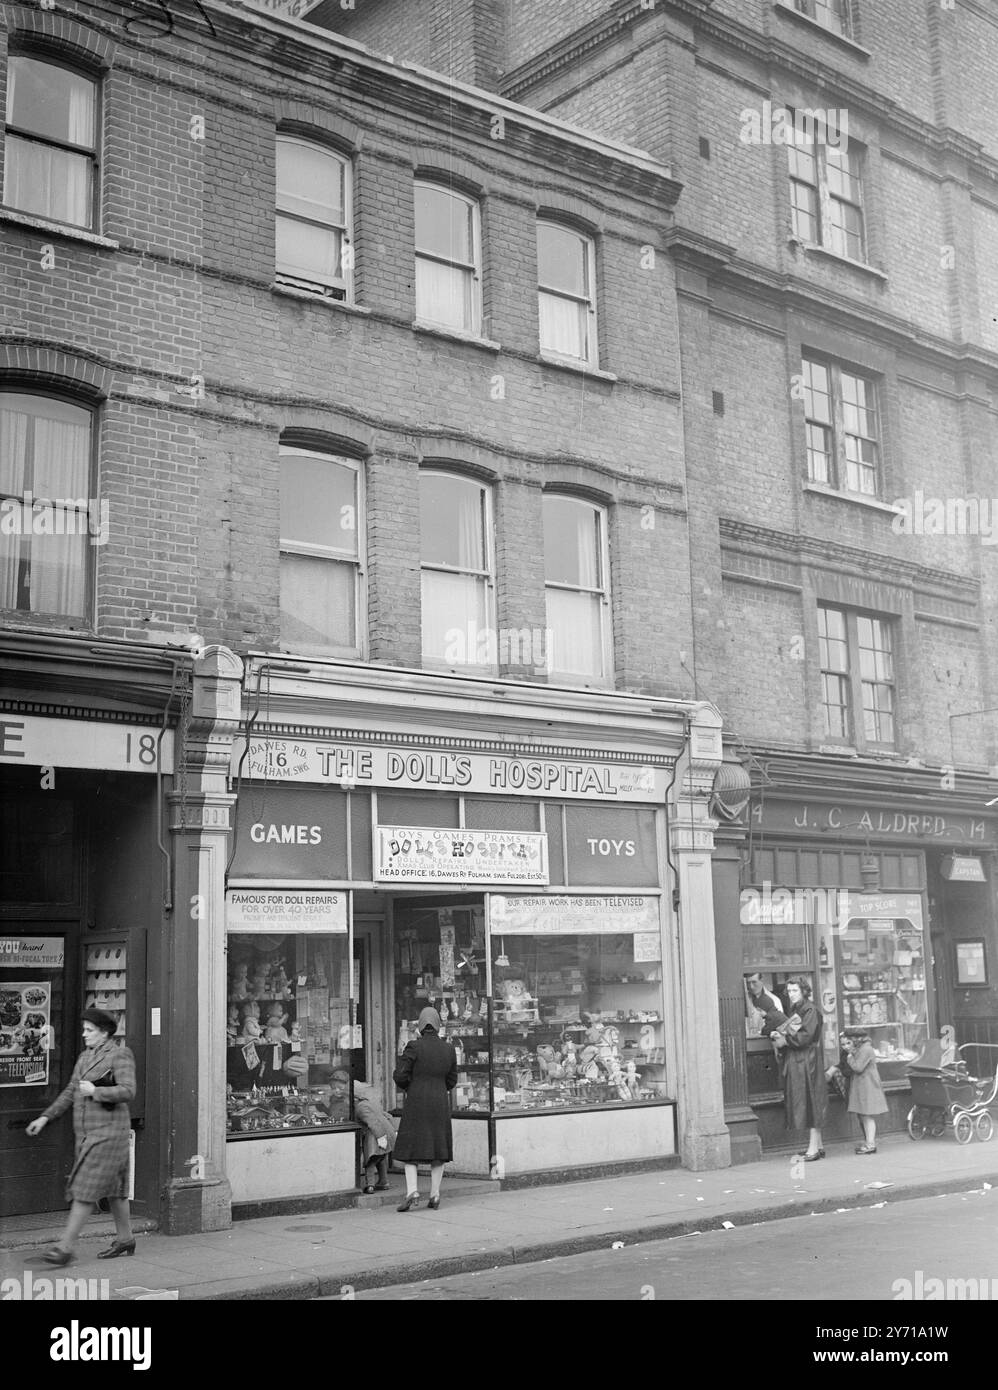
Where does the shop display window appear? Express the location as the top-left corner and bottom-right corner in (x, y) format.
(830, 915), (927, 1080)
(226, 932), (353, 1135)
(490, 934), (667, 1110)
(394, 903), (490, 1110)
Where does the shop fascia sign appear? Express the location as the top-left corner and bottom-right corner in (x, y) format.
(0, 715), (173, 774)
(226, 889), (347, 932)
(233, 735), (667, 803)
(753, 799), (989, 843)
(375, 827), (549, 885)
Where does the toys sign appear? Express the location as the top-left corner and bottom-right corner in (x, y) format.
(375, 827), (549, 885)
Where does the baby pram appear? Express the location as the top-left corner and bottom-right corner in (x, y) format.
(906, 1039), (998, 1144)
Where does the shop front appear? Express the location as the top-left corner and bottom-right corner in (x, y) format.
(220, 663), (731, 1212)
(731, 779), (998, 1150)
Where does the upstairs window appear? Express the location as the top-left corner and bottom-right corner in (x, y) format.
(792, 0), (853, 39)
(414, 183), (481, 335)
(276, 137), (352, 299)
(420, 471), (494, 667)
(802, 358), (879, 497)
(279, 448), (363, 654)
(818, 604), (895, 748)
(3, 55), (98, 229)
(789, 136), (865, 262)
(537, 221), (597, 365)
(0, 393), (94, 619)
(544, 494), (611, 684)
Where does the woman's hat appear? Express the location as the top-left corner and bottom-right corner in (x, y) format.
(417, 1007), (443, 1033)
(82, 1007), (118, 1037)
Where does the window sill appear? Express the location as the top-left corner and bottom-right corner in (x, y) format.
(537, 353), (617, 383)
(773, 3), (871, 58)
(803, 483), (902, 516)
(0, 207), (118, 250)
(412, 320), (501, 352)
(790, 239), (888, 283)
(270, 282), (370, 314)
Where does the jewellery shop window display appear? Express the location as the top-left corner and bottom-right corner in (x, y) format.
(226, 933), (353, 1135)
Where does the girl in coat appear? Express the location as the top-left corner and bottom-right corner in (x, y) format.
(26, 1007), (137, 1264)
(353, 1079), (398, 1193)
(842, 1026), (889, 1153)
(392, 1006), (457, 1212)
(771, 977), (827, 1161)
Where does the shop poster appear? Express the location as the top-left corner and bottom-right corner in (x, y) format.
(0, 982), (51, 1087)
(376, 826), (549, 884)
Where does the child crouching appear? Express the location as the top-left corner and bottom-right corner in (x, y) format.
(353, 1080), (398, 1193)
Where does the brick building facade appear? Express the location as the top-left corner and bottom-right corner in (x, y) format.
(320, 0), (998, 1156)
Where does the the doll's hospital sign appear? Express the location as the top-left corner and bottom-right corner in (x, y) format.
(226, 890), (347, 932)
(375, 827), (549, 884)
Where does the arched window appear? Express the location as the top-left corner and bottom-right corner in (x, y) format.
(419, 470), (494, 668)
(276, 137), (353, 299)
(279, 447), (364, 654)
(543, 494), (612, 683)
(537, 221), (597, 365)
(3, 54), (99, 229)
(414, 182), (481, 334)
(0, 391), (96, 619)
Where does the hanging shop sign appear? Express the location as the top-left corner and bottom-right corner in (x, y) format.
(0, 714), (173, 774)
(753, 799), (989, 843)
(940, 855), (986, 882)
(838, 893), (924, 930)
(489, 894), (660, 938)
(233, 736), (667, 803)
(0, 981), (51, 1087)
(375, 827), (549, 884)
(226, 890), (348, 933)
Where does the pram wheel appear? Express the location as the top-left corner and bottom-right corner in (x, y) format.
(975, 1112), (994, 1143)
(954, 1113), (975, 1145)
(907, 1107), (927, 1140)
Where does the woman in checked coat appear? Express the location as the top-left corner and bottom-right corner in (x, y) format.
(27, 1007), (137, 1264)
(393, 1006), (457, 1212)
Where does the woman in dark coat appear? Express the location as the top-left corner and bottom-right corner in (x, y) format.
(771, 977), (827, 1161)
(393, 1006), (457, 1212)
(26, 1007), (137, 1264)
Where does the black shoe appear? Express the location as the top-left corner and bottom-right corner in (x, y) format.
(42, 1246), (74, 1266)
(396, 1193), (419, 1212)
(427, 1195), (441, 1210)
(362, 1185), (376, 1195)
(97, 1239), (136, 1259)
(373, 1182), (391, 1192)
(803, 1150), (825, 1162)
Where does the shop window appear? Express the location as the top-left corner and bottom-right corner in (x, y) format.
(537, 221), (597, 365)
(275, 136), (352, 299)
(0, 393), (95, 620)
(802, 358), (880, 496)
(226, 932), (353, 1135)
(543, 494), (612, 684)
(829, 911), (928, 1081)
(818, 604), (895, 749)
(4, 54), (99, 229)
(414, 181), (481, 334)
(279, 447), (363, 655)
(790, 136), (866, 262)
(419, 470), (495, 668)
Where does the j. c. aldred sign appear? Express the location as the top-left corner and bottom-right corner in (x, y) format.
(754, 800), (990, 843)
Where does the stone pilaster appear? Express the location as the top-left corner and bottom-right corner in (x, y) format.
(161, 645), (242, 1234)
(668, 703), (732, 1171)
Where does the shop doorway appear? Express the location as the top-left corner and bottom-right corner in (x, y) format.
(0, 926), (79, 1217)
(353, 917), (388, 1104)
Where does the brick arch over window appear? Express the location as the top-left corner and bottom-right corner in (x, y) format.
(536, 195), (602, 236)
(0, 344), (113, 399)
(2, 6), (116, 68)
(412, 151), (485, 198)
(273, 101), (361, 153)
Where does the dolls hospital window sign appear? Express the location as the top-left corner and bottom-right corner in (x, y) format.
(226, 891), (347, 933)
(376, 827), (549, 884)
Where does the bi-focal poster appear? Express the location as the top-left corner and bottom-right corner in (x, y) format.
(0, 982), (52, 1087)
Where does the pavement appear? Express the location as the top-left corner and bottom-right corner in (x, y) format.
(2, 1133), (996, 1300)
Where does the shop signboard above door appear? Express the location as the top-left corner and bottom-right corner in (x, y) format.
(753, 799), (991, 843)
(0, 715), (174, 774)
(375, 827), (549, 884)
(232, 735), (668, 803)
